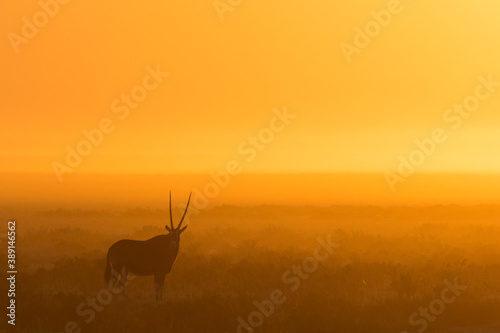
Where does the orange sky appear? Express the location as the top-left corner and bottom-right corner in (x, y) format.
(2, 0), (500, 204)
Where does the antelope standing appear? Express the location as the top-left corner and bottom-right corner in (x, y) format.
(105, 192), (191, 301)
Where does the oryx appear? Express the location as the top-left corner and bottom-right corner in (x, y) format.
(105, 192), (191, 301)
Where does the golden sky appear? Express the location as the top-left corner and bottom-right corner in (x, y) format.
(1, 0), (500, 204)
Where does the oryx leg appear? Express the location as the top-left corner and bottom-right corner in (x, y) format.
(154, 273), (166, 302)
(108, 267), (121, 293)
(119, 266), (129, 298)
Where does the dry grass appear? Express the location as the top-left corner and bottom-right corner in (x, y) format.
(4, 205), (500, 332)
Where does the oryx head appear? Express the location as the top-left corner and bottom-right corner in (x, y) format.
(165, 192), (192, 249)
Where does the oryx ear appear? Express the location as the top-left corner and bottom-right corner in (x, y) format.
(165, 225), (172, 232)
(179, 225), (187, 233)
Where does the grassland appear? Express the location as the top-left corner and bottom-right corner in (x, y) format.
(3, 205), (500, 332)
